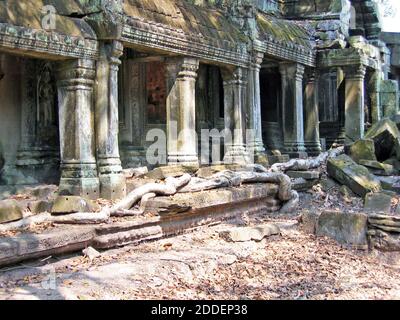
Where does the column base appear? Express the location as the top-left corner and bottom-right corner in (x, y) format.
(59, 177), (100, 200)
(224, 145), (250, 165)
(284, 142), (307, 159)
(304, 141), (322, 157)
(168, 153), (199, 167)
(99, 173), (126, 200)
(97, 157), (126, 200)
(59, 163), (100, 199)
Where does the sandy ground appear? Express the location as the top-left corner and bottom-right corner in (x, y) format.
(1, 209), (400, 300)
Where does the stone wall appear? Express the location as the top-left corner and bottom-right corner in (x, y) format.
(0, 55), (22, 178)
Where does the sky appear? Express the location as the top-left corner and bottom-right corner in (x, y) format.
(380, 0), (400, 32)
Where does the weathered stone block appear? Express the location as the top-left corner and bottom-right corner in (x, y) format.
(196, 164), (250, 179)
(368, 229), (400, 251)
(219, 224), (280, 242)
(364, 119), (400, 161)
(299, 210), (320, 234)
(347, 139), (377, 163)
(316, 210), (368, 249)
(376, 176), (400, 193)
(364, 192), (393, 213)
(292, 178), (319, 192)
(0, 199), (23, 224)
(327, 154), (382, 197)
(51, 196), (100, 215)
(145, 164), (199, 180)
(358, 160), (395, 176)
(286, 171), (320, 180)
(28, 200), (53, 214)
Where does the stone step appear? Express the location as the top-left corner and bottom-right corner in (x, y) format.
(0, 184), (281, 267)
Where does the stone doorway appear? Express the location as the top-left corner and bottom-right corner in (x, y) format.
(0, 54), (60, 186)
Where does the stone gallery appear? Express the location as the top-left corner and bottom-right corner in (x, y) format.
(0, 0), (398, 201)
(0, 0), (400, 263)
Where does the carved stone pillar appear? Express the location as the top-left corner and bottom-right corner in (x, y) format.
(57, 59), (99, 199)
(344, 65), (367, 143)
(247, 51), (268, 165)
(165, 57), (199, 167)
(96, 41), (126, 200)
(279, 63), (307, 158)
(304, 69), (322, 156)
(222, 67), (249, 165)
(369, 70), (382, 124)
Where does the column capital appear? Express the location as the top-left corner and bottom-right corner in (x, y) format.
(279, 62), (305, 82)
(221, 66), (248, 87)
(344, 64), (367, 80)
(165, 57), (199, 80)
(57, 59), (96, 89)
(250, 50), (264, 71)
(100, 40), (124, 70)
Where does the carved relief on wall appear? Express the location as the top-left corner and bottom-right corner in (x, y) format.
(35, 61), (58, 146)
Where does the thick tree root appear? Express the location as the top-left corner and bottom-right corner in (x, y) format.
(270, 147), (344, 172)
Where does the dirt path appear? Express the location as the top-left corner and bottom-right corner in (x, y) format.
(0, 211), (400, 300)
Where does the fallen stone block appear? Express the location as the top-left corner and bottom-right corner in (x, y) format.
(383, 157), (400, 171)
(82, 246), (101, 261)
(369, 214), (400, 232)
(286, 171), (320, 180)
(0, 199), (23, 224)
(347, 139), (377, 163)
(368, 229), (400, 252)
(327, 154), (382, 197)
(28, 200), (53, 214)
(51, 196), (100, 215)
(219, 224), (281, 242)
(364, 192), (393, 214)
(123, 167), (148, 179)
(376, 176), (400, 193)
(365, 118), (400, 161)
(358, 160), (395, 176)
(196, 164), (252, 179)
(299, 210), (321, 234)
(292, 178), (319, 192)
(316, 210), (368, 249)
(145, 164), (199, 180)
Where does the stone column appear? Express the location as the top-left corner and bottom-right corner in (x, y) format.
(279, 63), (307, 158)
(95, 41), (126, 200)
(344, 64), (367, 143)
(369, 70), (382, 123)
(222, 67), (249, 165)
(304, 69), (322, 156)
(165, 57), (199, 167)
(56, 59), (99, 199)
(247, 51), (268, 165)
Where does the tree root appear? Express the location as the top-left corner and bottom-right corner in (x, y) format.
(270, 147), (344, 172)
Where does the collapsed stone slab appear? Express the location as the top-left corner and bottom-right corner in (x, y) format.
(364, 118), (400, 162)
(51, 196), (100, 215)
(347, 139), (377, 163)
(327, 154), (382, 197)
(358, 160), (395, 176)
(0, 199), (23, 224)
(219, 224), (280, 242)
(364, 192), (393, 214)
(316, 210), (368, 249)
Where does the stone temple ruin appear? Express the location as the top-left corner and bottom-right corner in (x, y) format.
(0, 0), (400, 265)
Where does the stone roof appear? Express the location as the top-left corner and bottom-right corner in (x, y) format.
(0, 1), (97, 39)
(0, 1), (98, 59)
(122, 0), (249, 46)
(257, 12), (313, 49)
